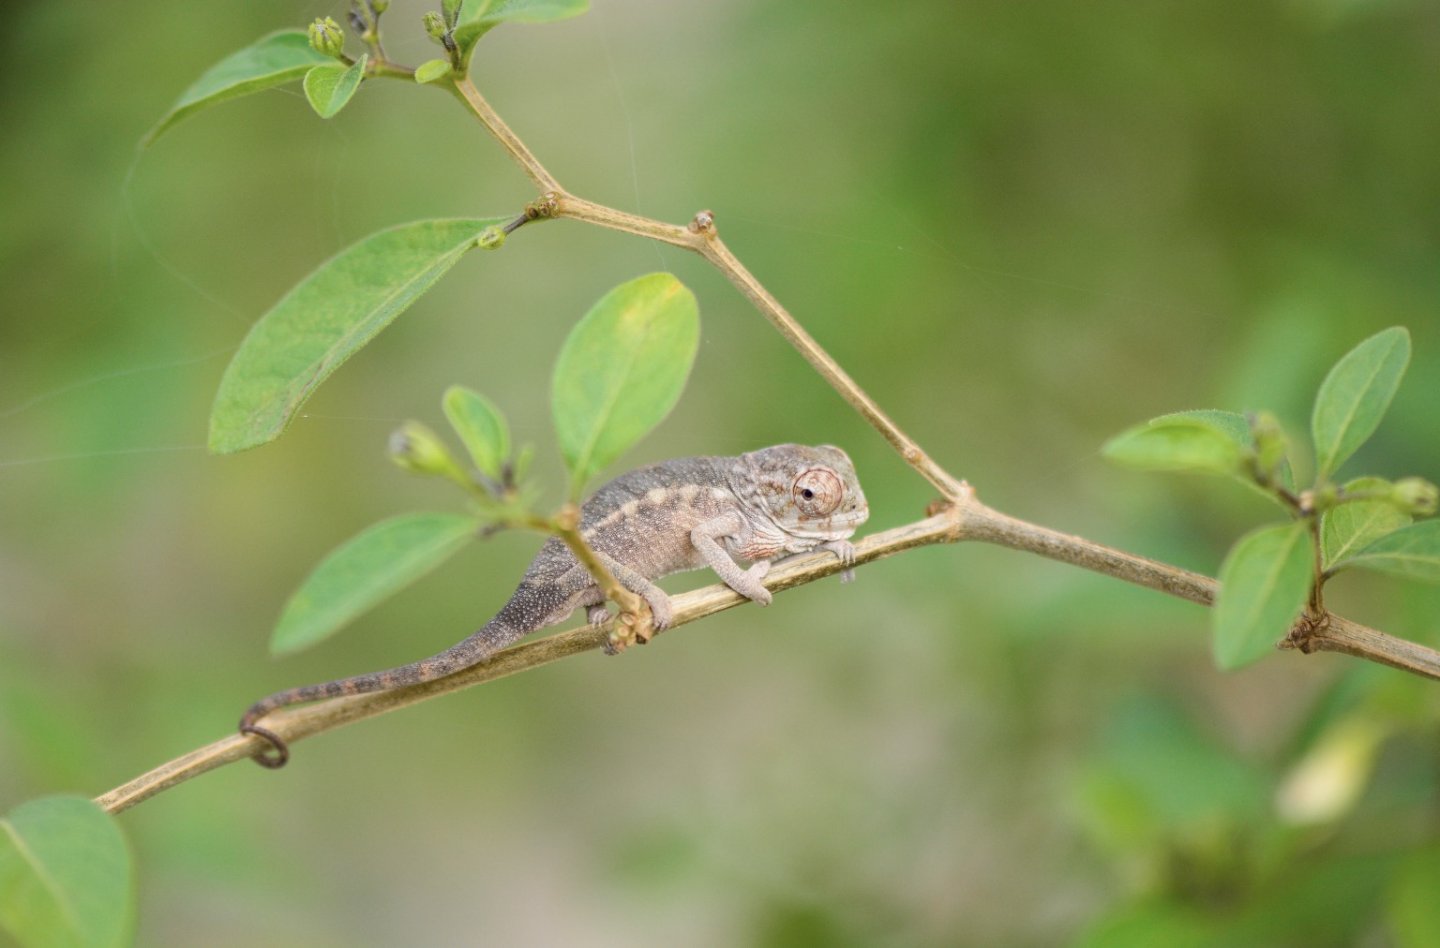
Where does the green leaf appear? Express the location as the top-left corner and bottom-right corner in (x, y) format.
(443, 386), (510, 482)
(1101, 415), (1245, 476)
(303, 54), (367, 119)
(1344, 521), (1440, 585)
(552, 273), (700, 497)
(144, 31), (332, 146)
(414, 59), (454, 85)
(0, 796), (133, 948)
(455, 0), (590, 67)
(1153, 409), (1252, 445)
(209, 217), (503, 454)
(1312, 327), (1410, 480)
(1213, 521), (1314, 670)
(271, 513), (479, 655)
(1322, 476), (1411, 570)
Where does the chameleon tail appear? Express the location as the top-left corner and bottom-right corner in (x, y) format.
(238, 609), (529, 768)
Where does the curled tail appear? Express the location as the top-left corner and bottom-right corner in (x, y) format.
(239, 610), (529, 768)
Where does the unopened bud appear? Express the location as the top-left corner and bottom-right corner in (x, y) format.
(308, 17), (346, 59)
(370, 0), (390, 13)
(1248, 411), (1288, 478)
(477, 226), (505, 250)
(1308, 482), (1340, 514)
(388, 421), (465, 481)
(1392, 477), (1439, 517)
(422, 10), (448, 41)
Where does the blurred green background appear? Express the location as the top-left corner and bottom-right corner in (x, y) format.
(4, 1), (1440, 944)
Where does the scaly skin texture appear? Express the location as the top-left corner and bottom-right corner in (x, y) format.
(239, 444), (868, 763)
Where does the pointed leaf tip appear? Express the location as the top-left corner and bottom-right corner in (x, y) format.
(1312, 327), (1410, 479)
(552, 273), (699, 497)
(144, 31), (332, 146)
(270, 512), (479, 655)
(443, 386), (511, 482)
(208, 217), (506, 454)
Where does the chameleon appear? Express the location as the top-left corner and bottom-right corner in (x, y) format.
(239, 443), (869, 767)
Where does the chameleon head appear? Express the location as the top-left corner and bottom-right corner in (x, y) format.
(740, 443), (869, 542)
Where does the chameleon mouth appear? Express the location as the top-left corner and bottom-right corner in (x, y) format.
(787, 509), (868, 539)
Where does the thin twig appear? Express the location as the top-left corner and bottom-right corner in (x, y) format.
(450, 76), (561, 193)
(96, 512), (962, 814)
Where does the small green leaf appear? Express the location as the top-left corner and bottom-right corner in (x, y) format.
(1154, 409), (1252, 445)
(1322, 476), (1411, 570)
(303, 54), (367, 119)
(1344, 521), (1440, 585)
(1213, 521), (1313, 670)
(1312, 327), (1410, 480)
(455, 0), (590, 67)
(552, 273), (700, 497)
(443, 386), (510, 482)
(414, 59), (454, 85)
(271, 513), (479, 655)
(0, 796), (133, 948)
(1102, 415), (1245, 476)
(209, 217), (504, 454)
(144, 31), (332, 146)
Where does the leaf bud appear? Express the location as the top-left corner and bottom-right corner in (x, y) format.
(1392, 477), (1439, 517)
(1248, 410), (1288, 478)
(476, 226), (506, 251)
(1307, 482), (1340, 514)
(388, 421), (466, 482)
(422, 10), (448, 41)
(308, 17), (346, 59)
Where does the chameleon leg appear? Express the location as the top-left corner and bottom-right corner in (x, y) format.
(581, 585), (609, 625)
(691, 513), (774, 605)
(595, 554), (674, 630)
(820, 538), (858, 583)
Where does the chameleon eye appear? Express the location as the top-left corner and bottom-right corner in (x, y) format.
(793, 469), (843, 517)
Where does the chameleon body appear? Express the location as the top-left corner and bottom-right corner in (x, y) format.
(239, 444), (868, 765)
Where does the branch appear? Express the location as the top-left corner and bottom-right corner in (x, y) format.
(450, 77), (561, 193)
(96, 511), (959, 815)
(95, 492), (1440, 815)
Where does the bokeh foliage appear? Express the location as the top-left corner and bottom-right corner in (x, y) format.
(2, 0), (1439, 944)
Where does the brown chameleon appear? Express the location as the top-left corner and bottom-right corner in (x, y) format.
(240, 443), (869, 766)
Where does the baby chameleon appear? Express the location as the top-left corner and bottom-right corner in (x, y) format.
(239, 443), (869, 766)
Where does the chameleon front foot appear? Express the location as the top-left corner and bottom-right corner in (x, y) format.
(821, 539), (858, 583)
(239, 722), (290, 769)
